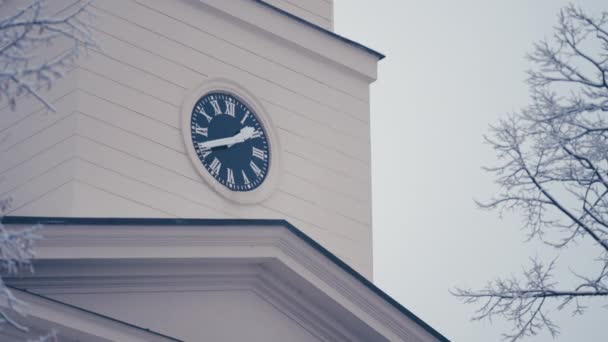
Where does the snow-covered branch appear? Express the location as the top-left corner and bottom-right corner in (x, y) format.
(457, 5), (608, 340)
(454, 258), (607, 341)
(0, 200), (42, 335)
(0, 0), (95, 111)
(0, 1), (95, 339)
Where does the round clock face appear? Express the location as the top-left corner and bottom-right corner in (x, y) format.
(190, 92), (270, 192)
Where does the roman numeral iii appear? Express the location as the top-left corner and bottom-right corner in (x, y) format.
(252, 147), (266, 160)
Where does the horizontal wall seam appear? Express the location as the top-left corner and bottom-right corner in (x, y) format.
(90, 3), (370, 122)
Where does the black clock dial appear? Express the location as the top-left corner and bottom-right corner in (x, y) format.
(190, 92), (270, 191)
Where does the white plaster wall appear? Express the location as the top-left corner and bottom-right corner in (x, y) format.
(0, 0), (83, 217)
(51, 290), (322, 342)
(2, 0), (378, 278)
(0, 72), (80, 217)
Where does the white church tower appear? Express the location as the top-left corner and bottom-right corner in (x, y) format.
(1, 0), (448, 341)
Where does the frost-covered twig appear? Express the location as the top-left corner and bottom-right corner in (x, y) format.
(453, 258), (607, 341)
(0, 197), (42, 334)
(0, 0), (95, 111)
(0, 216), (41, 335)
(0, 1), (95, 339)
(456, 5), (608, 340)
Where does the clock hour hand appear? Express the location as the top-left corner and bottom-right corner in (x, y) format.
(198, 127), (259, 150)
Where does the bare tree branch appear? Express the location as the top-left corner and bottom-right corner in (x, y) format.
(456, 5), (608, 340)
(0, 1), (95, 339)
(0, 0), (96, 111)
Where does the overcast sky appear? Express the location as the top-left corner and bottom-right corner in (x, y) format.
(334, 1), (606, 341)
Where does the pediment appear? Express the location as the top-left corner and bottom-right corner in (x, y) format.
(2, 217), (447, 342)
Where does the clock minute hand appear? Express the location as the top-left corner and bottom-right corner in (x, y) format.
(198, 135), (239, 150)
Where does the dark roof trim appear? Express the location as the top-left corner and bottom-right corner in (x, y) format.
(254, 0), (385, 60)
(3, 216), (448, 342)
(8, 286), (183, 342)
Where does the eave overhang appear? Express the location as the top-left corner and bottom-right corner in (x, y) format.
(2, 216), (448, 342)
(254, 0), (385, 60)
(197, 0), (384, 81)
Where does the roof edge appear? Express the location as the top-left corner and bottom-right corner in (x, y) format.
(2, 215), (448, 342)
(254, 0), (385, 60)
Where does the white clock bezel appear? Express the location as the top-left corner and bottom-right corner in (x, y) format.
(181, 78), (281, 204)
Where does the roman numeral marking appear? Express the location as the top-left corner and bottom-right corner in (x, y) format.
(193, 124), (208, 137)
(252, 147), (266, 160)
(250, 161), (263, 178)
(197, 142), (210, 151)
(209, 158), (221, 176)
(241, 111), (250, 125)
(200, 149), (211, 159)
(226, 168), (235, 184)
(210, 100), (222, 115)
(195, 105), (213, 122)
(224, 100), (236, 117)
(241, 170), (250, 185)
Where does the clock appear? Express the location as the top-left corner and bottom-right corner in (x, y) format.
(181, 79), (280, 203)
(190, 92), (269, 191)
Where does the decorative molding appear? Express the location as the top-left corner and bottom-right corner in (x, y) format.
(2, 217), (448, 341)
(254, 266), (360, 342)
(8, 263), (356, 342)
